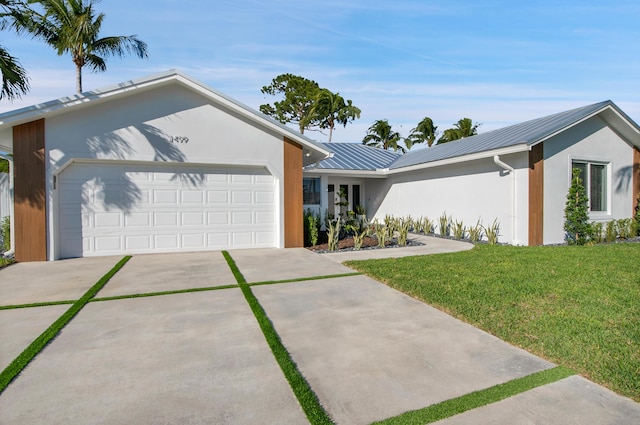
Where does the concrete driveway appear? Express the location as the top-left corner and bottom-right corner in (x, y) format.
(1, 240), (639, 424)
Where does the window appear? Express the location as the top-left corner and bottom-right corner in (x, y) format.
(572, 161), (607, 212)
(303, 177), (320, 205)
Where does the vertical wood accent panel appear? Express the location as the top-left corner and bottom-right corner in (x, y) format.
(528, 143), (544, 246)
(13, 119), (47, 261)
(283, 138), (303, 248)
(633, 147), (640, 214)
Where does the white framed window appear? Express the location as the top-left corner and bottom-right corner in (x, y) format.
(571, 160), (608, 212)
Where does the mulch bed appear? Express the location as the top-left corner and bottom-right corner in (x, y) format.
(306, 235), (423, 253)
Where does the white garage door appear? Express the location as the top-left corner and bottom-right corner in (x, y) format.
(58, 162), (277, 258)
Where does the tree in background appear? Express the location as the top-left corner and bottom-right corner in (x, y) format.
(260, 73), (321, 134)
(0, 0), (31, 100)
(362, 119), (405, 153)
(564, 168), (591, 245)
(21, 0), (148, 93)
(406, 116), (438, 149)
(311, 88), (361, 142)
(437, 118), (480, 144)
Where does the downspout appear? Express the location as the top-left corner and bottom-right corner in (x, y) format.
(493, 155), (516, 245)
(1, 153), (14, 258)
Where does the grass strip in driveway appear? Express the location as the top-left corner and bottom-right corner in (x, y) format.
(248, 272), (362, 287)
(0, 300), (77, 310)
(222, 251), (334, 425)
(0, 255), (131, 394)
(372, 366), (576, 425)
(90, 283), (239, 302)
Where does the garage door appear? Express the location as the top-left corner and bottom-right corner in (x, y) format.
(58, 163), (277, 258)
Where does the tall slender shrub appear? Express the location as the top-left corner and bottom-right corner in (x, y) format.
(634, 194), (640, 236)
(1, 217), (9, 252)
(564, 168), (591, 245)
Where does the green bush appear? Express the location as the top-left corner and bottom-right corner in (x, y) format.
(468, 220), (483, 243)
(590, 222), (604, 244)
(605, 220), (617, 243)
(616, 219), (634, 239)
(303, 209), (320, 247)
(484, 219), (500, 245)
(452, 219), (466, 240)
(1, 216), (9, 252)
(397, 218), (411, 246)
(352, 227), (369, 250)
(438, 213), (450, 237)
(327, 217), (341, 251)
(564, 168), (591, 245)
(372, 221), (388, 248)
(634, 195), (640, 236)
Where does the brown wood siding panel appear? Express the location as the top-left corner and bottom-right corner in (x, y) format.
(633, 147), (640, 214)
(528, 143), (544, 246)
(283, 138), (303, 247)
(13, 119), (47, 261)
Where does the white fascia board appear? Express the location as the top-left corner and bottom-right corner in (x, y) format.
(302, 168), (387, 178)
(384, 144), (530, 175)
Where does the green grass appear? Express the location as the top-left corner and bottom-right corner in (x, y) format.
(222, 251), (334, 425)
(346, 244), (640, 401)
(373, 366), (575, 424)
(0, 300), (76, 310)
(0, 256), (131, 394)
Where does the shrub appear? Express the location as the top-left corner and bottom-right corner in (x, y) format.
(634, 195), (640, 236)
(397, 218), (411, 246)
(303, 209), (320, 247)
(564, 168), (591, 245)
(327, 217), (341, 251)
(352, 227), (369, 250)
(616, 219), (634, 239)
(417, 216), (433, 234)
(468, 220), (483, 243)
(605, 220), (617, 243)
(590, 222), (604, 244)
(484, 219), (500, 245)
(1, 216), (9, 252)
(438, 213), (450, 237)
(372, 221), (388, 248)
(452, 219), (466, 240)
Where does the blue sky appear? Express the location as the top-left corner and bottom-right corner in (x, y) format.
(1, 0), (640, 145)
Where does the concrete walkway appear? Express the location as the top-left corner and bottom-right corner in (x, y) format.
(1, 239), (639, 424)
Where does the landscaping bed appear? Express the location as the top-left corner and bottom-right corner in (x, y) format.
(306, 235), (423, 254)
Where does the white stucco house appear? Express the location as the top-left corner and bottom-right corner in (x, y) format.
(303, 101), (640, 246)
(0, 70), (330, 261)
(0, 70), (638, 261)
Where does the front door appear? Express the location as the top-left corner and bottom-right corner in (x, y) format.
(327, 183), (361, 219)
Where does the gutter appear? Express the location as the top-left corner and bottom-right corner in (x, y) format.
(493, 155), (516, 245)
(0, 153), (14, 258)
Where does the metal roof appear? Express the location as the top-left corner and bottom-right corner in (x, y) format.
(389, 100), (620, 170)
(305, 142), (401, 171)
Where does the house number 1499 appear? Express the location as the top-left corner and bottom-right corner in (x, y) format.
(171, 136), (189, 144)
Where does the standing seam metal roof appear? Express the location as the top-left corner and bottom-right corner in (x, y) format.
(389, 100), (616, 170)
(305, 142), (401, 171)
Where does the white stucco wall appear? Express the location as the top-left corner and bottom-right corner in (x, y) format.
(366, 153), (530, 245)
(43, 83), (287, 259)
(543, 115), (636, 244)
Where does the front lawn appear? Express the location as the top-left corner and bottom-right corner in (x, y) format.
(346, 244), (640, 401)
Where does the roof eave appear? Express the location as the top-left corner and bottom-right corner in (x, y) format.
(387, 144), (530, 174)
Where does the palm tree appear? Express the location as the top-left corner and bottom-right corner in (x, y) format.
(437, 118), (480, 144)
(362, 119), (405, 153)
(406, 117), (438, 148)
(0, 0), (31, 100)
(310, 89), (361, 142)
(26, 0), (148, 93)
